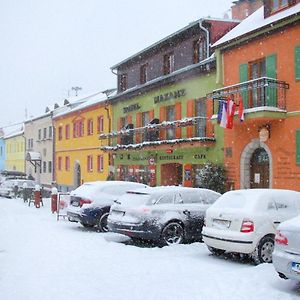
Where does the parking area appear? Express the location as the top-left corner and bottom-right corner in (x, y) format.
(0, 196), (299, 300)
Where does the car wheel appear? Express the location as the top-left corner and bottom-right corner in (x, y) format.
(252, 235), (274, 265)
(160, 222), (184, 246)
(97, 212), (109, 232)
(207, 246), (225, 256)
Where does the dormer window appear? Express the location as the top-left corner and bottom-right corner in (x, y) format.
(271, 0), (288, 12)
(163, 53), (174, 75)
(140, 64), (148, 84)
(193, 39), (207, 63)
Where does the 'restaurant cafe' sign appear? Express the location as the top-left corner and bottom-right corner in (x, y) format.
(154, 89), (186, 104)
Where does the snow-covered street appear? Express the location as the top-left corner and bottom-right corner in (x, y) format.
(0, 197), (299, 300)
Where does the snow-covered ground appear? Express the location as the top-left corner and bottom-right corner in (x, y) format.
(0, 197), (299, 300)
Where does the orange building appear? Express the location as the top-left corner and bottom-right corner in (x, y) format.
(211, 0), (300, 190)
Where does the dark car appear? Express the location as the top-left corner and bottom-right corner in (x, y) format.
(67, 181), (148, 232)
(107, 186), (221, 245)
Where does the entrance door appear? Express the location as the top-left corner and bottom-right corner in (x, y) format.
(161, 163), (183, 186)
(74, 163), (81, 188)
(250, 148), (269, 188)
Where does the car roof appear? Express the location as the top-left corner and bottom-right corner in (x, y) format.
(83, 181), (147, 187)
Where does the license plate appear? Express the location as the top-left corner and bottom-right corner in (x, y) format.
(112, 210), (125, 216)
(213, 219), (231, 229)
(291, 262), (300, 274)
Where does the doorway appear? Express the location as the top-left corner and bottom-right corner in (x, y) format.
(250, 147), (270, 188)
(161, 163), (183, 186)
(74, 162), (81, 188)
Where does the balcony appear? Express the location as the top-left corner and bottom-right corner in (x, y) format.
(99, 117), (215, 151)
(209, 77), (289, 121)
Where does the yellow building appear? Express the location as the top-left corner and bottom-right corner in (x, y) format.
(53, 93), (112, 191)
(5, 128), (26, 173)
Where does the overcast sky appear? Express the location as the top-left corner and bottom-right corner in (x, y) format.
(0, 0), (234, 128)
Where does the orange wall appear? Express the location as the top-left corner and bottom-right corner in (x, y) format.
(221, 23), (300, 190)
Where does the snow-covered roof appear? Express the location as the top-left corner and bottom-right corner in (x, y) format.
(26, 151), (41, 161)
(3, 124), (24, 139)
(213, 3), (300, 48)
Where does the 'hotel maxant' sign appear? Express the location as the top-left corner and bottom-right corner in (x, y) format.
(154, 89), (186, 104)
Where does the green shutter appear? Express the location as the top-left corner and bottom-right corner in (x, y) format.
(239, 63), (248, 108)
(295, 45), (300, 81)
(296, 129), (300, 164)
(266, 54), (277, 106)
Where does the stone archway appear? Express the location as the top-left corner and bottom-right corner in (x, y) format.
(240, 139), (272, 189)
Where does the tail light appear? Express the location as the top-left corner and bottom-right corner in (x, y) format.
(79, 199), (93, 207)
(275, 231), (288, 245)
(240, 219), (254, 233)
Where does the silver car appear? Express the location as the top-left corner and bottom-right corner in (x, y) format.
(273, 214), (300, 281)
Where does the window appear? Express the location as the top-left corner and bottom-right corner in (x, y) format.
(295, 45), (300, 81)
(43, 161), (47, 173)
(58, 157), (62, 171)
(38, 129), (42, 140)
(73, 120), (84, 138)
(58, 126), (63, 140)
(87, 119), (93, 135)
(166, 105), (175, 140)
(97, 116), (104, 133)
(43, 128), (47, 139)
(65, 156), (70, 171)
(97, 155), (104, 172)
(140, 64), (148, 84)
(87, 155), (93, 172)
(120, 73), (128, 92)
(193, 39), (207, 63)
(48, 126), (52, 139)
(195, 99), (206, 137)
(48, 161), (52, 173)
(271, 0), (288, 11)
(141, 111), (150, 141)
(65, 124), (70, 139)
(0, 146), (2, 156)
(163, 53), (174, 75)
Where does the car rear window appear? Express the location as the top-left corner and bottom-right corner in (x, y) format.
(118, 193), (151, 206)
(212, 192), (253, 209)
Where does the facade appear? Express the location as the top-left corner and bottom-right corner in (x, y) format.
(231, 0), (263, 20)
(210, 0), (300, 190)
(4, 128), (25, 173)
(54, 92), (112, 191)
(101, 18), (239, 187)
(24, 112), (54, 186)
(0, 129), (5, 172)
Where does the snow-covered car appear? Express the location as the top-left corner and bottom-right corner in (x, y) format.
(66, 181), (148, 232)
(0, 179), (36, 198)
(202, 189), (300, 264)
(107, 186), (221, 245)
(272, 214), (300, 281)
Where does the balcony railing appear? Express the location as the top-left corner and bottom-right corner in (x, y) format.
(208, 77), (289, 112)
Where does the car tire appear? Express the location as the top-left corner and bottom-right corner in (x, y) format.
(207, 246), (225, 256)
(252, 235), (274, 265)
(160, 222), (184, 246)
(97, 212), (109, 232)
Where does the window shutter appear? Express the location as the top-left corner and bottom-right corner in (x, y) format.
(159, 106), (166, 140)
(239, 63), (248, 108)
(266, 54), (277, 106)
(296, 129), (300, 164)
(186, 100), (194, 138)
(175, 102), (182, 139)
(295, 45), (300, 81)
(135, 113), (142, 144)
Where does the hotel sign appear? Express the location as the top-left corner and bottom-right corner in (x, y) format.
(123, 103), (141, 113)
(154, 89), (186, 104)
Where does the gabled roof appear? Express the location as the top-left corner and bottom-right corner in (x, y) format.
(213, 3), (300, 48)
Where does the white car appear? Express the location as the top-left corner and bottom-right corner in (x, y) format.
(202, 189), (300, 264)
(67, 181), (148, 232)
(273, 214), (300, 281)
(0, 179), (36, 198)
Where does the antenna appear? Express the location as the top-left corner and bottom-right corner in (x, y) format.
(72, 86), (82, 96)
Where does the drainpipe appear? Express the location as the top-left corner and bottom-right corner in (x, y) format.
(199, 19), (210, 59)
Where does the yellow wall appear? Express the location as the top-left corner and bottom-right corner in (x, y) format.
(5, 134), (25, 172)
(54, 104), (111, 188)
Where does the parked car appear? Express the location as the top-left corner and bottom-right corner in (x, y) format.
(107, 186), (221, 245)
(0, 179), (36, 198)
(202, 189), (300, 264)
(67, 181), (148, 232)
(273, 214), (300, 281)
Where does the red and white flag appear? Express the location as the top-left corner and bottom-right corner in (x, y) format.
(226, 98), (236, 129)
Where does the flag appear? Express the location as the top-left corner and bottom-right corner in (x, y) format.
(217, 100), (224, 124)
(238, 94), (244, 122)
(220, 101), (227, 128)
(226, 98), (236, 129)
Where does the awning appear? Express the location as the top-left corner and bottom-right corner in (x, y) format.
(26, 151), (41, 161)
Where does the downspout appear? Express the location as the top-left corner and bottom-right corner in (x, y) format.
(198, 19), (210, 59)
